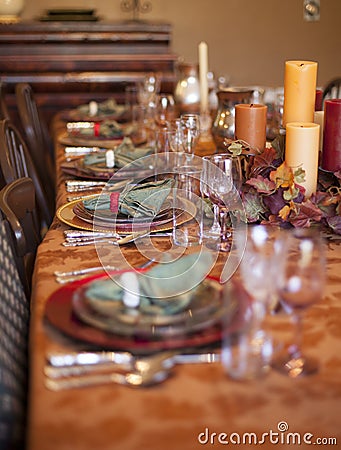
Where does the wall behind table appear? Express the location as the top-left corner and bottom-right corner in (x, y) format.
(21, 0), (341, 89)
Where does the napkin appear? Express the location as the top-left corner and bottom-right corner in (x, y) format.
(76, 98), (126, 118)
(83, 138), (153, 169)
(85, 251), (215, 316)
(83, 178), (174, 218)
(75, 120), (124, 138)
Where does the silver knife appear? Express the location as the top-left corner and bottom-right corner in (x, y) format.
(47, 350), (220, 370)
(47, 351), (133, 368)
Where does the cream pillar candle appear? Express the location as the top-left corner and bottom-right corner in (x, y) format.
(283, 61), (318, 127)
(285, 122), (320, 198)
(313, 110), (324, 153)
(198, 41), (208, 114)
(235, 103), (268, 151)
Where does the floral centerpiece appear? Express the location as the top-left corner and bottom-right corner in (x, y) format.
(225, 137), (341, 237)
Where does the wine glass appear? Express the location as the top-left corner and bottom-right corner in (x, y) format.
(180, 114), (200, 161)
(167, 120), (185, 167)
(155, 94), (176, 128)
(137, 72), (161, 108)
(206, 153), (242, 252)
(200, 155), (220, 238)
(272, 228), (326, 377)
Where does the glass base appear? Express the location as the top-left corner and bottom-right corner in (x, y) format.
(272, 351), (319, 378)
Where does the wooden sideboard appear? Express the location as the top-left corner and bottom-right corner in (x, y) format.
(0, 20), (178, 124)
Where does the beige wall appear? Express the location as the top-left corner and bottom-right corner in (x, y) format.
(21, 0), (340, 89)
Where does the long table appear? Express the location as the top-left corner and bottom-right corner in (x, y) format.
(27, 114), (341, 450)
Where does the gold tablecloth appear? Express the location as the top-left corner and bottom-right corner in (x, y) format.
(27, 115), (341, 450)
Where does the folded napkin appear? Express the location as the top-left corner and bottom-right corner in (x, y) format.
(76, 98), (126, 118)
(83, 178), (174, 218)
(85, 251), (214, 316)
(83, 137), (153, 169)
(75, 120), (124, 139)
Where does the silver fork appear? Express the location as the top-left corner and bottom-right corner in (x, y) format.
(54, 258), (155, 283)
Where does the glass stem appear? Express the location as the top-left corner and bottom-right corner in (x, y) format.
(291, 313), (303, 360)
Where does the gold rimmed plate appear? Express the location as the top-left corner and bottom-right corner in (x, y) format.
(56, 196), (195, 234)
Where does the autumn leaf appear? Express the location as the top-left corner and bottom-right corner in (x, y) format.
(278, 205), (291, 221)
(242, 192), (267, 222)
(269, 162), (295, 189)
(293, 167), (306, 185)
(246, 175), (276, 194)
(289, 200), (323, 228)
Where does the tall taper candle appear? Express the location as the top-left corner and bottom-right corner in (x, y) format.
(285, 122), (320, 198)
(322, 99), (341, 172)
(198, 41), (208, 114)
(283, 61), (318, 126)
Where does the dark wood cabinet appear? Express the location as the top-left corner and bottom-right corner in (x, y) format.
(0, 20), (178, 124)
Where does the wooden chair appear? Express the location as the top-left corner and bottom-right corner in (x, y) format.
(0, 118), (54, 233)
(323, 77), (341, 103)
(0, 209), (30, 450)
(0, 81), (10, 120)
(15, 82), (55, 209)
(0, 177), (40, 298)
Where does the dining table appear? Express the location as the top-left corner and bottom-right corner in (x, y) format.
(26, 110), (341, 450)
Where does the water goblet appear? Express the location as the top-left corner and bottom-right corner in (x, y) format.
(166, 118), (185, 166)
(200, 155), (221, 238)
(206, 153), (242, 252)
(180, 113), (200, 161)
(155, 94), (176, 128)
(272, 228), (326, 377)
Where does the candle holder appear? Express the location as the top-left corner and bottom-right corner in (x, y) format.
(199, 110), (212, 143)
(120, 0), (152, 21)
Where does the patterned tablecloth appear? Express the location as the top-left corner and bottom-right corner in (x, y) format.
(27, 114), (341, 450)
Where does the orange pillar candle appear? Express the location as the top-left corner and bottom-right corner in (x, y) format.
(234, 103), (267, 151)
(283, 61), (318, 126)
(322, 99), (341, 172)
(285, 122), (320, 198)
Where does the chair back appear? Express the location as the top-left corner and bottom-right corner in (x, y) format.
(323, 77), (341, 103)
(0, 177), (40, 297)
(0, 118), (54, 232)
(15, 83), (55, 207)
(0, 213), (30, 450)
(0, 81), (10, 120)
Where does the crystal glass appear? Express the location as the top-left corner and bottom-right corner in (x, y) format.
(167, 120), (184, 167)
(200, 155), (220, 238)
(272, 228), (326, 377)
(137, 72), (161, 108)
(155, 94), (176, 128)
(206, 153), (242, 252)
(180, 113), (200, 161)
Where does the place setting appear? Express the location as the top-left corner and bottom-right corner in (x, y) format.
(44, 252), (250, 365)
(61, 98), (129, 123)
(60, 137), (156, 181)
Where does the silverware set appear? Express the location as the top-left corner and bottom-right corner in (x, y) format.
(65, 178), (132, 193)
(62, 229), (171, 248)
(44, 349), (221, 390)
(54, 256), (155, 284)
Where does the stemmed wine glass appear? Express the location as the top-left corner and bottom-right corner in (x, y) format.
(206, 153), (242, 252)
(272, 228), (326, 377)
(200, 155), (221, 238)
(180, 114), (200, 161)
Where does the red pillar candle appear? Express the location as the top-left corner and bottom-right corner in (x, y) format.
(234, 103), (267, 151)
(322, 99), (341, 172)
(315, 89), (323, 111)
